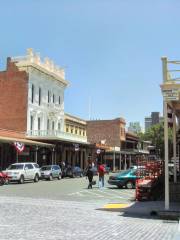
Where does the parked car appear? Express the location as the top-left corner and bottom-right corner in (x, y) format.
(108, 169), (139, 189)
(5, 162), (40, 184)
(40, 165), (62, 181)
(104, 165), (111, 174)
(62, 166), (83, 178)
(91, 166), (98, 176)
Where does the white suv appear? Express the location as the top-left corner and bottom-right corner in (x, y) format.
(5, 162), (40, 184)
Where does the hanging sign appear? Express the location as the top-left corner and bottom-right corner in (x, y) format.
(96, 149), (101, 154)
(74, 144), (79, 152)
(14, 142), (25, 153)
(162, 89), (179, 101)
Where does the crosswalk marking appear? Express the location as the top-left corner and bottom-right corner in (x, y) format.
(68, 188), (135, 200)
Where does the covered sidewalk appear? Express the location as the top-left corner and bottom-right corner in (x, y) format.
(161, 57), (180, 210)
(0, 129), (55, 170)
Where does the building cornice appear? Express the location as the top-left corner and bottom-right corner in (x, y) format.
(11, 48), (69, 87)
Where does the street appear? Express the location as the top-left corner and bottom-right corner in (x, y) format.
(0, 175), (179, 240)
(0, 175), (135, 204)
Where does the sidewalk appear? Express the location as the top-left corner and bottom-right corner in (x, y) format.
(100, 201), (180, 220)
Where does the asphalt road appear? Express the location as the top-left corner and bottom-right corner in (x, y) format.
(0, 174), (135, 204)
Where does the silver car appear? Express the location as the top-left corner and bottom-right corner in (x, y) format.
(40, 165), (62, 181)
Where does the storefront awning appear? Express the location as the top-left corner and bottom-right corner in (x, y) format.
(0, 136), (55, 148)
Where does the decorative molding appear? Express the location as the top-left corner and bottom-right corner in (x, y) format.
(11, 48), (69, 87)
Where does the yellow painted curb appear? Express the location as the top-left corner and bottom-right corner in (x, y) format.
(103, 203), (129, 209)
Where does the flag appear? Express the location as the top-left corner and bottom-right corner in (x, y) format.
(14, 142), (25, 153)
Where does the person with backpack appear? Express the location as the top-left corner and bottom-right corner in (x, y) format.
(86, 164), (94, 189)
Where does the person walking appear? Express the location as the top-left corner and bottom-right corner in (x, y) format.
(98, 164), (105, 188)
(86, 165), (94, 189)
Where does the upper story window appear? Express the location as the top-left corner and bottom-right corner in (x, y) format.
(52, 121), (55, 130)
(38, 117), (41, 130)
(58, 122), (61, 130)
(48, 90), (50, 103)
(59, 96), (61, 105)
(30, 116), (34, 131)
(39, 87), (41, 106)
(53, 94), (55, 103)
(47, 119), (49, 130)
(66, 127), (69, 132)
(31, 84), (34, 103)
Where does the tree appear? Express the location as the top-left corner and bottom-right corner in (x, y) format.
(138, 123), (173, 159)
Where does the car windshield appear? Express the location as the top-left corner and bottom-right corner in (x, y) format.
(41, 166), (51, 171)
(8, 164), (24, 170)
(116, 170), (133, 176)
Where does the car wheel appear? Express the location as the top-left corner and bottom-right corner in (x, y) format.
(19, 175), (24, 184)
(49, 174), (53, 181)
(58, 174), (61, 180)
(0, 178), (5, 186)
(117, 185), (123, 189)
(126, 181), (134, 189)
(34, 174), (39, 183)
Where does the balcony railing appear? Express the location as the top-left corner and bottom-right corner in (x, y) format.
(27, 130), (87, 143)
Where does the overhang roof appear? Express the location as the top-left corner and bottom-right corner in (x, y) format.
(0, 135), (54, 147)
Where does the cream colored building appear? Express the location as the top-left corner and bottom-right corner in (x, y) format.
(64, 113), (87, 139)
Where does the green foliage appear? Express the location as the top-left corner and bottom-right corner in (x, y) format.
(138, 123), (173, 159)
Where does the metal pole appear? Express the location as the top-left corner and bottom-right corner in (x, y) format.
(173, 111), (177, 183)
(35, 146), (38, 163)
(164, 101), (169, 210)
(129, 155), (132, 168)
(119, 152), (121, 171)
(16, 151), (18, 163)
(162, 56), (169, 210)
(113, 147), (115, 172)
(52, 148), (54, 165)
(124, 154), (127, 170)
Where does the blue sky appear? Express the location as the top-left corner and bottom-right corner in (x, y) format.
(1, 0), (180, 129)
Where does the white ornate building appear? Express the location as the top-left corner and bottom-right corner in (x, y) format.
(11, 49), (87, 143)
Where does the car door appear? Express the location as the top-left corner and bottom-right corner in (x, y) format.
(55, 166), (60, 177)
(24, 164), (32, 179)
(25, 164), (35, 180)
(52, 166), (57, 178)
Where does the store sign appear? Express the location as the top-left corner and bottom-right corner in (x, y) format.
(96, 149), (101, 154)
(162, 89), (179, 101)
(74, 144), (79, 151)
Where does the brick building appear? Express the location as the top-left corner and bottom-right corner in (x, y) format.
(87, 118), (149, 171)
(87, 118), (126, 147)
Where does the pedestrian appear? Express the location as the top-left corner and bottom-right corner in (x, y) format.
(98, 164), (105, 188)
(86, 165), (94, 189)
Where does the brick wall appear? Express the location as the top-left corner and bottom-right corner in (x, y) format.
(0, 58), (28, 132)
(87, 118), (126, 146)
